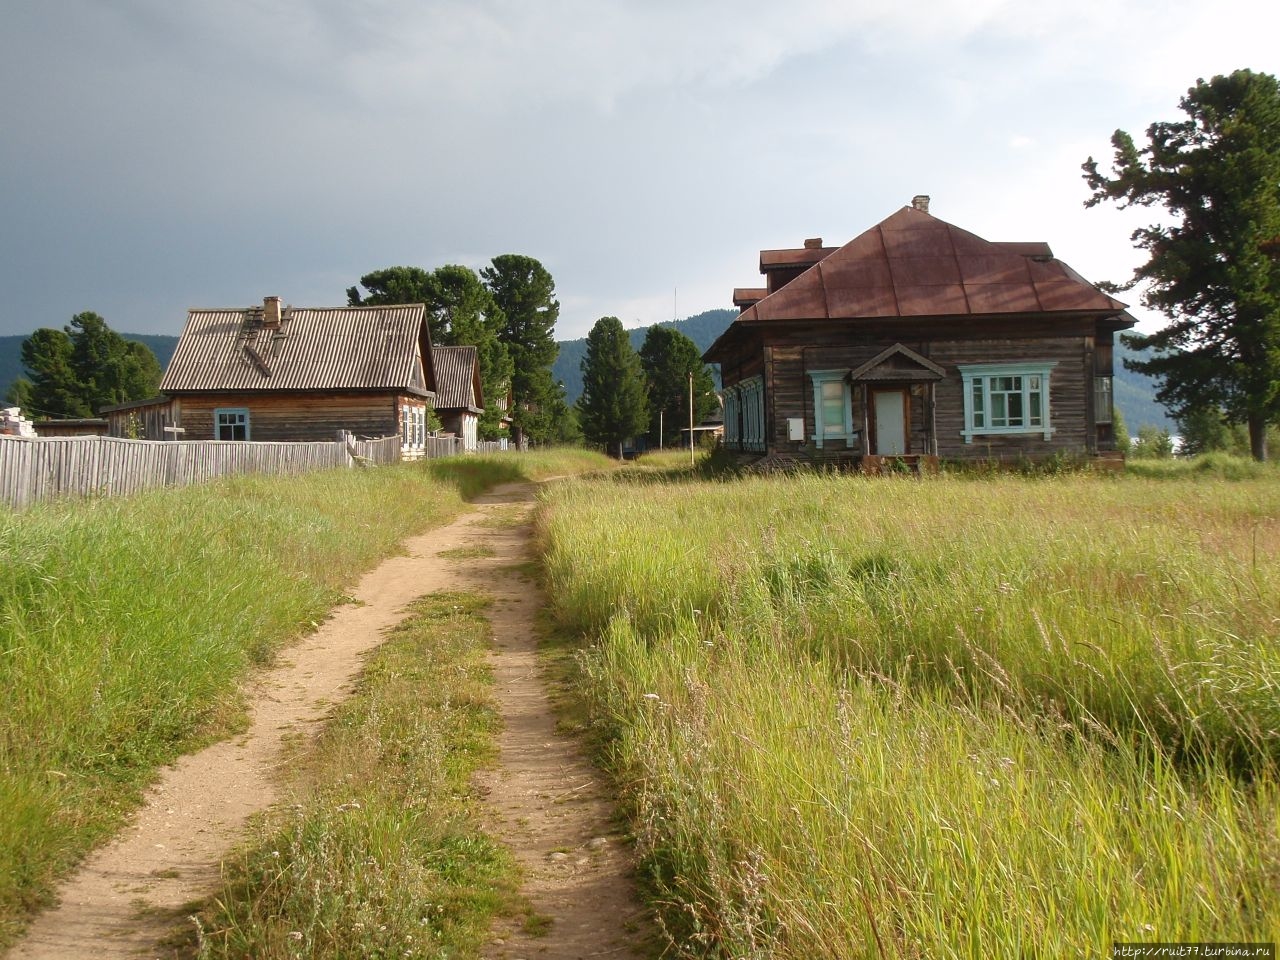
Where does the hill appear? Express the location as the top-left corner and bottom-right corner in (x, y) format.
(554, 310), (1174, 432)
(1, 333), (179, 407)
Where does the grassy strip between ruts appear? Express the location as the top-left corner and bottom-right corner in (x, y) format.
(538, 468), (1280, 957)
(0, 447), (609, 948)
(189, 591), (523, 959)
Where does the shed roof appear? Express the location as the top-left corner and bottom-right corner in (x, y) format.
(432, 345), (484, 414)
(160, 303), (435, 396)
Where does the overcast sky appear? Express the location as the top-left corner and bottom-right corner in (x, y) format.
(2, 1), (1277, 342)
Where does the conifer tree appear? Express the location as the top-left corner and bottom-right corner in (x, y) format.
(577, 316), (648, 457)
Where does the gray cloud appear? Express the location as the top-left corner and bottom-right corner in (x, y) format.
(1, 0), (1277, 340)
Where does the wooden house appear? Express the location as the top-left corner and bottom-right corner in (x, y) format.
(432, 345), (484, 452)
(159, 297), (437, 456)
(705, 199), (1135, 467)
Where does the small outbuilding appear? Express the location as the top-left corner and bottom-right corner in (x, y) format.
(431, 345), (485, 452)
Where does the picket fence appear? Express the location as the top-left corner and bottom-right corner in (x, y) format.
(0, 433), (460, 510)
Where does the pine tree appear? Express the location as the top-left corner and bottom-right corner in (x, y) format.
(481, 255), (561, 445)
(1083, 69), (1280, 460)
(577, 316), (648, 457)
(638, 325), (716, 446)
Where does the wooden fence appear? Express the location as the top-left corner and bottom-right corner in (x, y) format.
(0, 433), (425, 510)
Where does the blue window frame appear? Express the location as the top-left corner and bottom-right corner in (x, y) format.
(215, 407), (250, 441)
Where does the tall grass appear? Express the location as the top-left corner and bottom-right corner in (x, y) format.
(0, 466), (466, 944)
(540, 471), (1280, 956)
(0, 447), (606, 946)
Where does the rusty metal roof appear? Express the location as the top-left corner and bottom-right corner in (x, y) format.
(706, 206), (1134, 363)
(739, 207), (1129, 325)
(759, 246), (838, 270)
(160, 303), (435, 396)
(733, 287), (768, 308)
(432, 345), (484, 413)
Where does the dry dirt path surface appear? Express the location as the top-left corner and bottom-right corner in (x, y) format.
(8, 480), (651, 960)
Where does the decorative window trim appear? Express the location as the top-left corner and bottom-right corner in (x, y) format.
(807, 369), (854, 449)
(214, 407), (250, 441)
(958, 362), (1056, 443)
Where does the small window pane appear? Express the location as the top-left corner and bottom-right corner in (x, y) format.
(991, 393), (1007, 425)
(1007, 393), (1023, 422)
(820, 380), (845, 437)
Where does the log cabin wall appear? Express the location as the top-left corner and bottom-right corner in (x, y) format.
(738, 316), (1097, 460)
(176, 392), (403, 441)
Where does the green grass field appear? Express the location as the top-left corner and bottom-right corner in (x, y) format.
(0, 448), (609, 948)
(539, 465), (1280, 957)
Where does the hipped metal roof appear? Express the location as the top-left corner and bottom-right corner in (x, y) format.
(707, 206), (1132, 361)
(161, 304), (436, 396)
(432, 345), (484, 414)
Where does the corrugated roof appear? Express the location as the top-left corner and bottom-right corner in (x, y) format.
(160, 304), (435, 395)
(432, 345), (483, 413)
(738, 207), (1129, 325)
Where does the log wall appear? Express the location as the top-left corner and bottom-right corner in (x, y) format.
(718, 316), (1098, 459)
(177, 392), (404, 442)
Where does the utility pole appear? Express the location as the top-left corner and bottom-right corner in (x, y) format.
(688, 370), (695, 467)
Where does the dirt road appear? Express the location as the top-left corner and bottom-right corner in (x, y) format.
(8, 481), (649, 960)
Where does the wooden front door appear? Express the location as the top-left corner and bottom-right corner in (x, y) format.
(872, 389), (908, 455)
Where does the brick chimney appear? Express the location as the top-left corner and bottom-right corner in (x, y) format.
(912, 195), (930, 213)
(263, 296), (282, 327)
(804, 237), (823, 249)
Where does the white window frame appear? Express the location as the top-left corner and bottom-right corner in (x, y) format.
(807, 369), (854, 449)
(215, 407), (250, 441)
(958, 362), (1056, 443)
